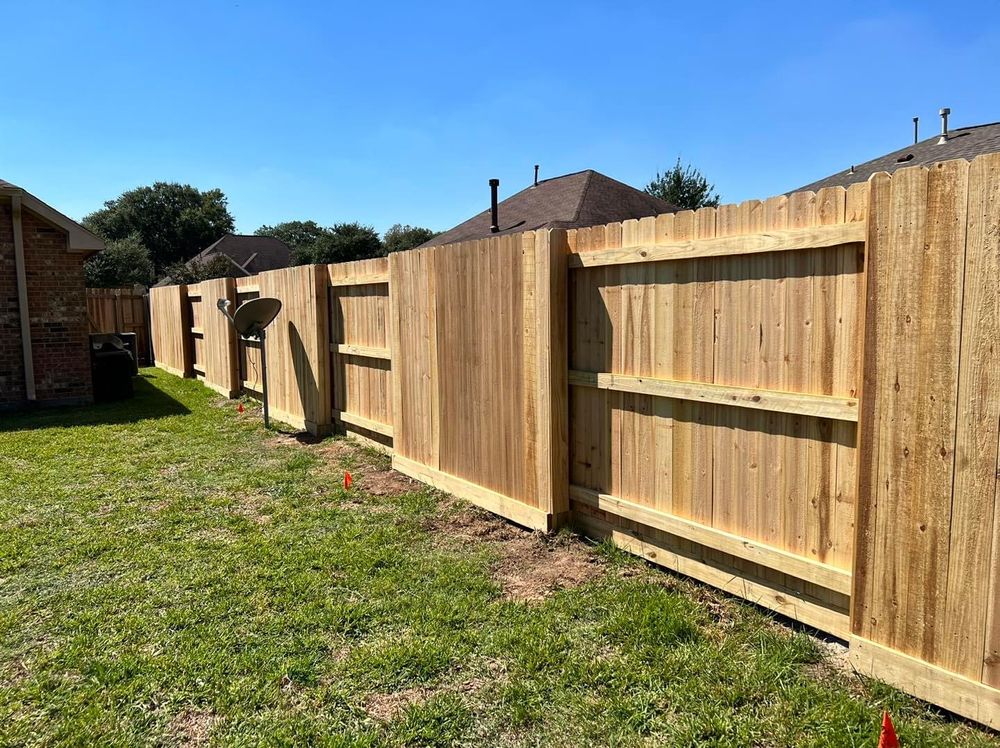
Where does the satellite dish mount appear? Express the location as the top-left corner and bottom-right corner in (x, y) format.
(218, 297), (282, 428)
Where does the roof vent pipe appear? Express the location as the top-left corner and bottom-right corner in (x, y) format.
(533, 164), (539, 187)
(938, 107), (951, 144)
(489, 179), (500, 233)
(913, 116), (919, 145)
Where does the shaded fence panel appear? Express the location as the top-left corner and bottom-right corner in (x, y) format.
(851, 155), (1000, 727)
(255, 265), (330, 433)
(328, 258), (392, 446)
(186, 278), (239, 397)
(235, 278), (262, 393)
(566, 185), (867, 636)
(86, 287), (151, 364)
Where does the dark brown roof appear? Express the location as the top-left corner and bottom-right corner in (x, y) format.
(794, 121), (1000, 193)
(192, 234), (291, 275)
(0, 178), (16, 191)
(418, 170), (676, 248)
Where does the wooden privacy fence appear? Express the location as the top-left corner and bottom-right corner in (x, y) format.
(86, 286), (151, 364)
(148, 154), (1000, 727)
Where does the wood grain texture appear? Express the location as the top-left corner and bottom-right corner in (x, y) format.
(255, 264), (331, 434)
(327, 259), (393, 444)
(571, 485), (851, 594)
(191, 277), (239, 397)
(569, 370), (859, 421)
(849, 636), (1000, 729)
(567, 222), (866, 267)
(567, 188), (864, 589)
(149, 284), (191, 376)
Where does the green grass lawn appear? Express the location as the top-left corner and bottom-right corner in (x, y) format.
(1, 369), (996, 747)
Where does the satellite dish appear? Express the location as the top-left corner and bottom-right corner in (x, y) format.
(233, 297), (281, 339)
(218, 296), (282, 428)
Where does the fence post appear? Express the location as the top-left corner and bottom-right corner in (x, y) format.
(177, 283), (193, 376)
(533, 228), (570, 529)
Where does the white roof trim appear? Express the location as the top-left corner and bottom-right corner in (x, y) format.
(1, 183), (105, 253)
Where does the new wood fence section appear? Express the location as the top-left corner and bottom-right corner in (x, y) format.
(148, 154), (1000, 728)
(86, 286), (151, 364)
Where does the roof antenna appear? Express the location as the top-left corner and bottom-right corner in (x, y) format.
(913, 116), (919, 145)
(489, 179), (500, 233)
(938, 107), (950, 144)
(533, 164), (539, 187)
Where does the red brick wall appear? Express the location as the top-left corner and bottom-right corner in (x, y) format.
(0, 197), (93, 408)
(22, 209), (92, 404)
(0, 198), (25, 406)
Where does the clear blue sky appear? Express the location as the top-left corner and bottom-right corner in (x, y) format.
(2, 1), (998, 235)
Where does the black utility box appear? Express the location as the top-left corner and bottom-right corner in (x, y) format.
(90, 334), (136, 402)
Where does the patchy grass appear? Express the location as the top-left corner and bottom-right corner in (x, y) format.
(0, 369), (996, 747)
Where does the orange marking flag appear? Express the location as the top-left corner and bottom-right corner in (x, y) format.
(878, 711), (899, 748)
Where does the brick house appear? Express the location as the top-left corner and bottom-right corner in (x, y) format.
(1, 179), (105, 410)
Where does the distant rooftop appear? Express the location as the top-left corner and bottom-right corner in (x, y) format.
(419, 169), (676, 248)
(794, 121), (1000, 193)
(191, 234), (291, 275)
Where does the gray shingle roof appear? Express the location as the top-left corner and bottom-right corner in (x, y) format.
(418, 170), (676, 248)
(794, 121), (1000, 193)
(192, 234), (291, 275)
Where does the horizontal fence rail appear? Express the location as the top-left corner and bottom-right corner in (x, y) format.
(146, 155), (1000, 728)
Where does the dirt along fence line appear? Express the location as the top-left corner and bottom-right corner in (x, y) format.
(148, 153), (1000, 728)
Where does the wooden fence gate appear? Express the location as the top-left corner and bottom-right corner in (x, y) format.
(86, 286), (151, 364)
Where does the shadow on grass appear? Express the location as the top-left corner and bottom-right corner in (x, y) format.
(0, 374), (190, 433)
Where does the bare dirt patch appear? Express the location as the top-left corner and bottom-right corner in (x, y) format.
(426, 505), (605, 601)
(495, 534), (604, 602)
(365, 686), (434, 722)
(358, 468), (418, 496)
(1, 659), (30, 688)
(165, 707), (219, 747)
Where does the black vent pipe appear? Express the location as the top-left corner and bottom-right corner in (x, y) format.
(489, 179), (500, 233)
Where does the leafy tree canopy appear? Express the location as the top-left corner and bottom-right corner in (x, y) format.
(304, 223), (383, 265)
(161, 255), (235, 285)
(84, 182), (235, 272)
(83, 233), (155, 288)
(254, 220), (329, 255)
(257, 221), (385, 265)
(383, 224), (438, 254)
(644, 158), (720, 210)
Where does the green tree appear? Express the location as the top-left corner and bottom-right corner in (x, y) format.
(257, 220), (385, 265)
(290, 222), (383, 265)
(160, 255), (236, 285)
(84, 182), (235, 272)
(382, 224), (438, 254)
(254, 220), (328, 256)
(644, 159), (720, 210)
(83, 234), (155, 288)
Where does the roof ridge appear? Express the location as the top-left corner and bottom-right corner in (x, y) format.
(569, 170), (597, 225)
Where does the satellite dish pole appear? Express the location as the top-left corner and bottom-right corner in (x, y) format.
(257, 323), (270, 428)
(218, 297), (282, 429)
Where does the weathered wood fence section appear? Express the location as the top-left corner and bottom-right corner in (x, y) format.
(86, 286), (151, 364)
(148, 155), (1000, 727)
